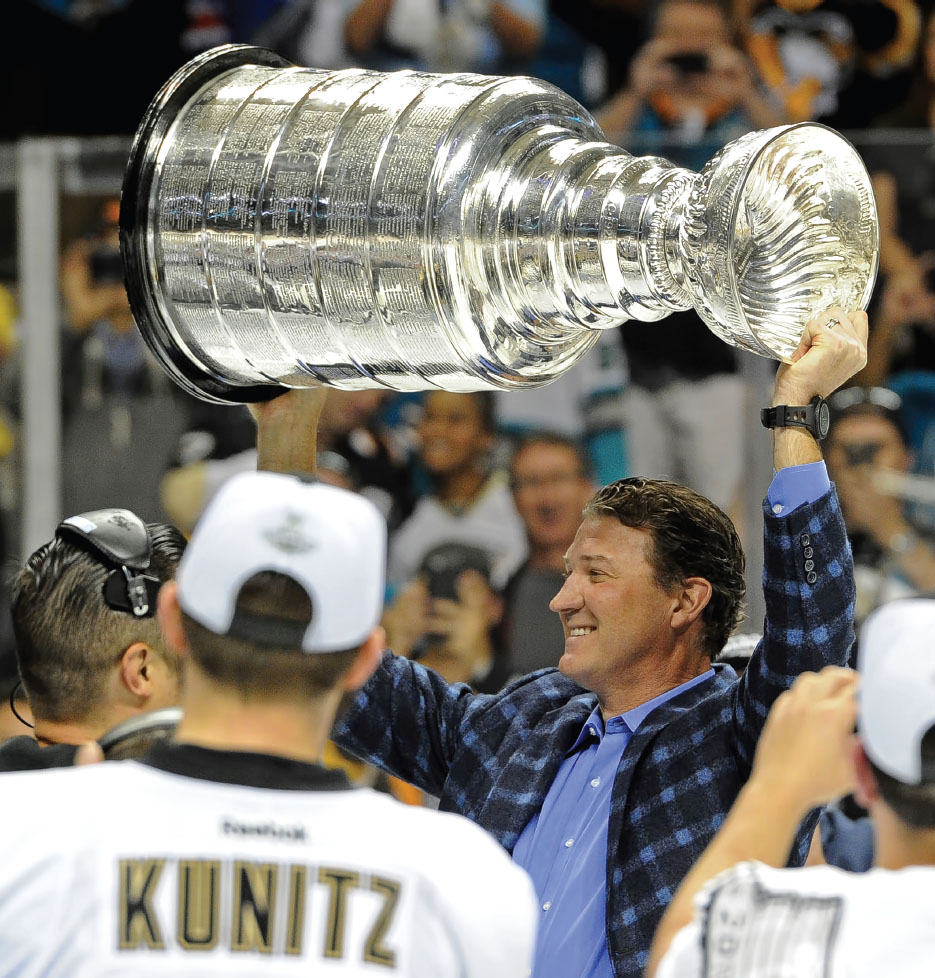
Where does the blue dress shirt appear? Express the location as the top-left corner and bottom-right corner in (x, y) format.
(512, 671), (714, 978)
(511, 461), (829, 978)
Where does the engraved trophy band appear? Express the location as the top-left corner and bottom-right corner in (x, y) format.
(120, 45), (880, 402)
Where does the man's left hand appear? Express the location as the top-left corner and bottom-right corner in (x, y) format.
(773, 307), (868, 407)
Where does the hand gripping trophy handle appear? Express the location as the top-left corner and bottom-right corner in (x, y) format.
(120, 45), (879, 402)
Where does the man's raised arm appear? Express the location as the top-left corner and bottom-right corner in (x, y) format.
(731, 308), (867, 773)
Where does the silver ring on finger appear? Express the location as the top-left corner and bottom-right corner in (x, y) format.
(825, 317), (841, 330)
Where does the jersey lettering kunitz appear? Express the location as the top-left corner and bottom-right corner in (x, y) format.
(658, 860), (935, 978)
(0, 746), (537, 978)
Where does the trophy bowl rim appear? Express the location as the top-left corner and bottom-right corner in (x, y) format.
(120, 44), (293, 405)
(724, 120), (880, 360)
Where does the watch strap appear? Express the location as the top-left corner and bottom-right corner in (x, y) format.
(760, 396), (828, 441)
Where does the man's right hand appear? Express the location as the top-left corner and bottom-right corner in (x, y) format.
(249, 387), (328, 475)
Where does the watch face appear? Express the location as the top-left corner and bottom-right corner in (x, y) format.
(817, 400), (831, 440)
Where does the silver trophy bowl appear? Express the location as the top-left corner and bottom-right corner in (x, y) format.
(121, 45), (879, 402)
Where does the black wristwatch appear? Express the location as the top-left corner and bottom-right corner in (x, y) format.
(760, 395), (830, 442)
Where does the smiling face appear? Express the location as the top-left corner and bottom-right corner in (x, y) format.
(549, 516), (682, 707)
(417, 392), (493, 478)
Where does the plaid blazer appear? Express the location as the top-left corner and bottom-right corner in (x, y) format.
(334, 489), (855, 978)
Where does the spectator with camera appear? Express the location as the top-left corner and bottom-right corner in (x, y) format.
(382, 542), (508, 690)
(383, 433), (596, 689)
(824, 386), (935, 625)
(596, 0), (782, 169)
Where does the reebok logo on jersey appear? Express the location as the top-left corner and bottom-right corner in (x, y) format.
(222, 817), (307, 842)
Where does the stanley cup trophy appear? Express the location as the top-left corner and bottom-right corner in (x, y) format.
(121, 45), (879, 403)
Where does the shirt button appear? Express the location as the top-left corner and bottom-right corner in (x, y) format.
(804, 559), (814, 571)
(806, 571), (817, 584)
(565, 838), (575, 848)
(588, 726), (597, 737)
(591, 778), (601, 788)
(801, 533), (811, 546)
(803, 547), (814, 558)
(543, 902), (551, 911)
(772, 503), (783, 515)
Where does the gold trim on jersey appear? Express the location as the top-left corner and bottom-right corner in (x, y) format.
(231, 861), (278, 953)
(177, 860), (220, 950)
(365, 876), (400, 968)
(118, 858), (166, 950)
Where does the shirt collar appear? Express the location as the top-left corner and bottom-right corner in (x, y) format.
(142, 741), (355, 792)
(567, 668), (716, 755)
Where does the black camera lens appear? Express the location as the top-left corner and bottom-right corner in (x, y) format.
(666, 52), (710, 75)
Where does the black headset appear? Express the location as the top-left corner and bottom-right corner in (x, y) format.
(55, 509), (161, 619)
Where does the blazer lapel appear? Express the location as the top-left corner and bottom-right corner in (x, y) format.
(475, 690), (598, 850)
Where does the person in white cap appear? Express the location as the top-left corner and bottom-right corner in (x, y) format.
(647, 598), (935, 978)
(0, 471), (537, 978)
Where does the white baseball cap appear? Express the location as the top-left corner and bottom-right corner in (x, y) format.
(858, 599), (935, 785)
(176, 471), (386, 653)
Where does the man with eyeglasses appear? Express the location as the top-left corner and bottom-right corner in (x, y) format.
(825, 386), (935, 626)
(500, 433), (597, 676)
(0, 510), (186, 770)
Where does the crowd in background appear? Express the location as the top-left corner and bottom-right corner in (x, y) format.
(0, 0), (931, 706)
(0, 4), (931, 975)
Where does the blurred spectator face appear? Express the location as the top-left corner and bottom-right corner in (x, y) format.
(512, 441), (593, 553)
(655, 0), (729, 53)
(417, 392), (492, 478)
(826, 411), (910, 479)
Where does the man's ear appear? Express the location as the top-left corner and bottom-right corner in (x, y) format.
(119, 642), (157, 698)
(853, 740), (881, 809)
(157, 581), (190, 656)
(341, 627), (385, 692)
(670, 577), (713, 634)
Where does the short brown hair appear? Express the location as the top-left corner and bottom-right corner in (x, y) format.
(11, 522), (185, 724)
(583, 478), (745, 655)
(181, 571), (357, 699)
(868, 726), (935, 830)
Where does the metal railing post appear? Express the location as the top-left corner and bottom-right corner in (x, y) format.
(17, 138), (61, 555)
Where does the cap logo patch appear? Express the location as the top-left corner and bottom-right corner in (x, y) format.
(107, 513), (134, 531)
(262, 512), (316, 555)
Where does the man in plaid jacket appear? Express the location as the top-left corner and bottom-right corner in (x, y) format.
(259, 310), (867, 978)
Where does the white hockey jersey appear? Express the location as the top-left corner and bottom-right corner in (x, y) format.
(658, 859), (935, 978)
(0, 744), (537, 978)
